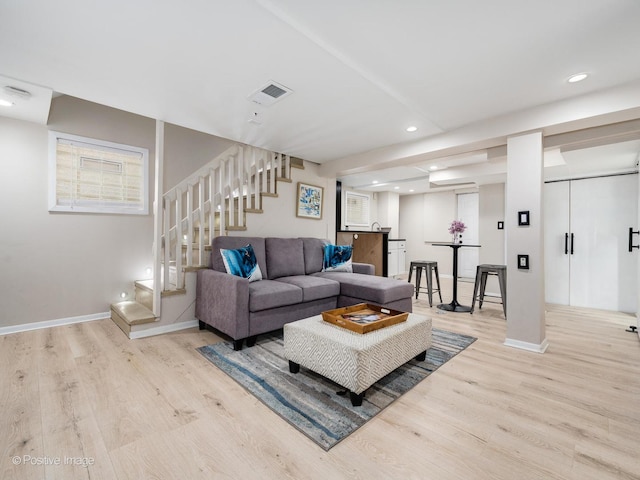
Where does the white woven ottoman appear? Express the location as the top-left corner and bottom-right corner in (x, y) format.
(283, 313), (432, 406)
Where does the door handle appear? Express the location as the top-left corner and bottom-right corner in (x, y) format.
(564, 233), (568, 255)
(629, 227), (639, 252)
(570, 233), (574, 255)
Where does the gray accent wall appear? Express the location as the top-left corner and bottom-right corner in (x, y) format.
(0, 100), (156, 328)
(0, 96), (336, 329)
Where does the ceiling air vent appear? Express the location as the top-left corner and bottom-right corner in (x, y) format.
(248, 81), (293, 106)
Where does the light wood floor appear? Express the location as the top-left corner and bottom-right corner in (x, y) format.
(2, 279), (639, 480)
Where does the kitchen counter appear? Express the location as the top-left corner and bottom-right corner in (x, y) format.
(336, 231), (390, 276)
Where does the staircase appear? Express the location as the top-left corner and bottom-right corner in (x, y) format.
(110, 143), (304, 337)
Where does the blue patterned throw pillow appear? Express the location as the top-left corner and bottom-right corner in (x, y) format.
(220, 244), (263, 282)
(322, 244), (353, 272)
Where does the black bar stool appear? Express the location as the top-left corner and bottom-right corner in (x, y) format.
(471, 264), (507, 318)
(408, 261), (442, 307)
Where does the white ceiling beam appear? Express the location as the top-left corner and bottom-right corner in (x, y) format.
(320, 81), (640, 178)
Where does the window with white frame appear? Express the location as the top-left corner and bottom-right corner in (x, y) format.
(49, 131), (149, 215)
(345, 191), (370, 227)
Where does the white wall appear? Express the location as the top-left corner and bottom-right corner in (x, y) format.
(376, 191), (400, 236)
(479, 183), (506, 292)
(399, 192), (453, 276)
(400, 187), (507, 278)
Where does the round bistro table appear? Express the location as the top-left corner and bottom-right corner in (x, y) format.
(432, 243), (481, 313)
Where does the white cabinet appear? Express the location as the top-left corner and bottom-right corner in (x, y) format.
(387, 240), (406, 277)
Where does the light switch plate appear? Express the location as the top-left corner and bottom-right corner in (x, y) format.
(517, 254), (529, 269)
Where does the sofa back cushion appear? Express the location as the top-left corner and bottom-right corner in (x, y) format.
(300, 237), (330, 274)
(265, 237), (305, 279)
(211, 236), (268, 279)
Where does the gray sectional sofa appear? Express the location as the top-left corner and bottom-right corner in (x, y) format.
(196, 236), (414, 349)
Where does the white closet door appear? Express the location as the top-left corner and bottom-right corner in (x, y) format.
(569, 175), (638, 312)
(631, 175), (640, 338)
(544, 182), (571, 305)
(457, 193), (479, 279)
(637, 172), (640, 335)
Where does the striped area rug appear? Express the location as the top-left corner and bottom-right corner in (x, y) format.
(197, 328), (476, 450)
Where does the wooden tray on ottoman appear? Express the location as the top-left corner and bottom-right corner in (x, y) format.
(321, 303), (408, 334)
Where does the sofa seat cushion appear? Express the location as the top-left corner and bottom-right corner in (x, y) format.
(275, 275), (340, 302)
(312, 272), (414, 305)
(249, 280), (303, 312)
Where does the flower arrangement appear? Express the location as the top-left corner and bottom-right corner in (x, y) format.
(448, 220), (466, 243)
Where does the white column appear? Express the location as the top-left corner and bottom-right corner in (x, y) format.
(505, 131), (548, 353)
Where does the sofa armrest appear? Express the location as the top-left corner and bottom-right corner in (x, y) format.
(352, 262), (375, 275)
(196, 269), (250, 340)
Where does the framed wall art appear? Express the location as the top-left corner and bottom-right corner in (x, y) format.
(296, 182), (324, 220)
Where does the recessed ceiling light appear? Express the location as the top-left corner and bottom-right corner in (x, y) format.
(568, 73), (588, 83)
(406, 126), (418, 132)
(409, 189), (415, 192)
(0, 99), (13, 107)
(429, 165), (438, 171)
(394, 186), (400, 190)
(372, 180), (378, 184)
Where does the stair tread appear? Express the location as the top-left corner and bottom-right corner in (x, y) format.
(135, 278), (193, 294)
(111, 301), (155, 325)
(181, 244), (212, 250)
(135, 279), (154, 292)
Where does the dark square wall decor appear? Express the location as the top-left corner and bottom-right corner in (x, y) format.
(518, 211), (530, 226)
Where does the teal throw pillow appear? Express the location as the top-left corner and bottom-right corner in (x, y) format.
(220, 244), (263, 282)
(322, 244), (353, 272)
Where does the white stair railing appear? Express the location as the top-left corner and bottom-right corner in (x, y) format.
(154, 145), (291, 299)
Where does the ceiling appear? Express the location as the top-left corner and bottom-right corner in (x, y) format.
(1, 0), (640, 192)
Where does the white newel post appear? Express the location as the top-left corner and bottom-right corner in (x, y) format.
(152, 120), (165, 317)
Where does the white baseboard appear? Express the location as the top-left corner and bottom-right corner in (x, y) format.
(129, 320), (199, 339)
(504, 337), (549, 353)
(0, 312), (109, 336)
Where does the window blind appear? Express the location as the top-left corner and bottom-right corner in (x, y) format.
(345, 191), (370, 226)
(49, 132), (149, 214)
